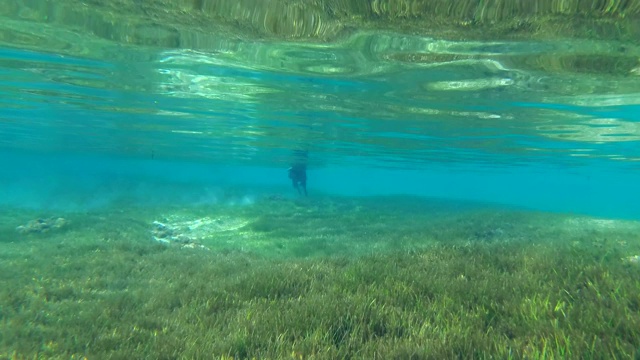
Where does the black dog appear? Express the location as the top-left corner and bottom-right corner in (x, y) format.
(288, 150), (308, 196)
(288, 163), (307, 196)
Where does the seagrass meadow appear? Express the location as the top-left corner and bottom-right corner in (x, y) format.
(2, 194), (640, 359)
(2, 0), (640, 358)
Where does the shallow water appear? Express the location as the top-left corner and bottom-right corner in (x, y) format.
(1, 1), (640, 218)
(1, 1), (640, 358)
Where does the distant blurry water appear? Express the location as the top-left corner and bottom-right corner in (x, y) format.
(1, 0), (639, 218)
(2, 149), (640, 219)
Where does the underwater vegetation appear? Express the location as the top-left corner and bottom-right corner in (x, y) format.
(1, 195), (640, 359)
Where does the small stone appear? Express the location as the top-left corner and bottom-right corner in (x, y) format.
(153, 237), (171, 244)
(16, 217), (68, 234)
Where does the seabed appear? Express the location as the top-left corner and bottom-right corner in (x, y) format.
(1, 193), (640, 359)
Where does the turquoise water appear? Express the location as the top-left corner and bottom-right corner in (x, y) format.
(1, 1), (639, 217)
(2, 44), (640, 218)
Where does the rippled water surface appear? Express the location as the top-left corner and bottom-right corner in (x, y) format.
(1, 0), (639, 215)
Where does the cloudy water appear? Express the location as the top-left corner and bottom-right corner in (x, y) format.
(1, 0), (640, 217)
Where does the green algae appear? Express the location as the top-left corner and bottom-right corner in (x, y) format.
(2, 0), (639, 76)
(3, 0), (640, 45)
(1, 194), (640, 359)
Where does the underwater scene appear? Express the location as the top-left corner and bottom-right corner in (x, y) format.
(1, 0), (640, 358)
